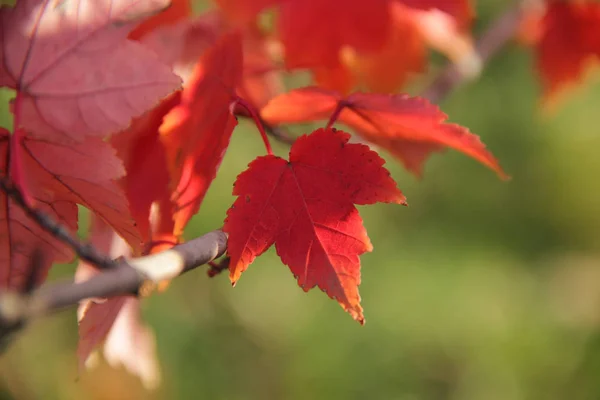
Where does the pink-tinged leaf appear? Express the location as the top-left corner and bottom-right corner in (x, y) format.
(0, 131), (75, 289)
(0, 0), (182, 141)
(0, 128), (142, 289)
(104, 297), (161, 390)
(77, 295), (129, 371)
(76, 216), (131, 371)
(224, 128), (405, 324)
(141, 11), (225, 84)
(76, 217), (159, 387)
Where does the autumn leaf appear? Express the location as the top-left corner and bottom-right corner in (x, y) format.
(76, 216), (159, 388)
(111, 92), (180, 244)
(277, 0), (391, 70)
(214, 0), (278, 26)
(160, 32), (243, 236)
(524, 1), (600, 104)
(0, 0), (182, 141)
(261, 87), (507, 179)
(337, 2), (426, 94)
(223, 128), (405, 324)
(140, 10), (225, 84)
(129, 0), (192, 40)
(141, 12), (282, 108)
(399, 0), (473, 28)
(0, 128), (141, 290)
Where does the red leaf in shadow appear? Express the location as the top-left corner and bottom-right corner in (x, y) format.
(0, 0), (181, 141)
(0, 128), (141, 289)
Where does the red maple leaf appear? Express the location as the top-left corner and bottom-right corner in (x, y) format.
(128, 0), (192, 40)
(214, 0), (278, 26)
(0, 128), (141, 290)
(223, 128), (405, 324)
(0, 0), (182, 141)
(261, 87), (507, 179)
(525, 1), (600, 103)
(277, 0), (392, 70)
(399, 0), (473, 28)
(215, 0), (391, 70)
(110, 92), (180, 245)
(160, 32), (243, 236)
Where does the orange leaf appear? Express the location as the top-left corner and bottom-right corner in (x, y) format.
(261, 87), (507, 178)
(129, 0), (192, 40)
(160, 32), (243, 235)
(344, 3), (426, 93)
(224, 128), (405, 324)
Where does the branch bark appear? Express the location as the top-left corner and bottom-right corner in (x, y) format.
(0, 230), (227, 346)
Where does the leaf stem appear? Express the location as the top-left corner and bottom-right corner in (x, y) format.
(234, 97), (274, 156)
(325, 100), (346, 130)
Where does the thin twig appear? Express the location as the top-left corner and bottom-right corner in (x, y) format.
(0, 230), (228, 343)
(421, 4), (524, 103)
(0, 178), (116, 269)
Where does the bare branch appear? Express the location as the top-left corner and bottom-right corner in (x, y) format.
(0, 230), (228, 344)
(421, 4), (524, 103)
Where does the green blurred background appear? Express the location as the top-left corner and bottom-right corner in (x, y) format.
(3, 1), (600, 399)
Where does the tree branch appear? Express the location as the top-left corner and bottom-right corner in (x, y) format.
(421, 4), (523, 103)
(0, 178), (116, 269)
(0, 230), (227, 345)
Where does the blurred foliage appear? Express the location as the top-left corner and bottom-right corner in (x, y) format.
(3, 1), (600, 399)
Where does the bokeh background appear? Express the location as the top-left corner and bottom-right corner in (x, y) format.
(3, 1), (600, 399)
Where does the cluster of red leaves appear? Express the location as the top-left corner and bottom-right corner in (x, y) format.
(0, 0), (530, 385)
(520, 0), (600, 106)
(217, 0), (475, 94)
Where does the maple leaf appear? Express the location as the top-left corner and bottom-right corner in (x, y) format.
(399, 0), (473, 28)
(0, 0), (182, 141)
(337, 2), (426, 94)
(140, 10), (225, 84)
(297, 2), (473, 94)
(277, 0), (392, 70)
(128, 0), (192, 40)
(76, 216), (159, 389)
(110, 92), (179, 244)
(141, 11), (282, 108)
(0, 128), (141, 290)
(525, 1), (600, 104)
(261, 87), (507, 179)
(223, 128), (405, 324)
(214, 0), (278, 26)
(160, 32), (243, 236)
